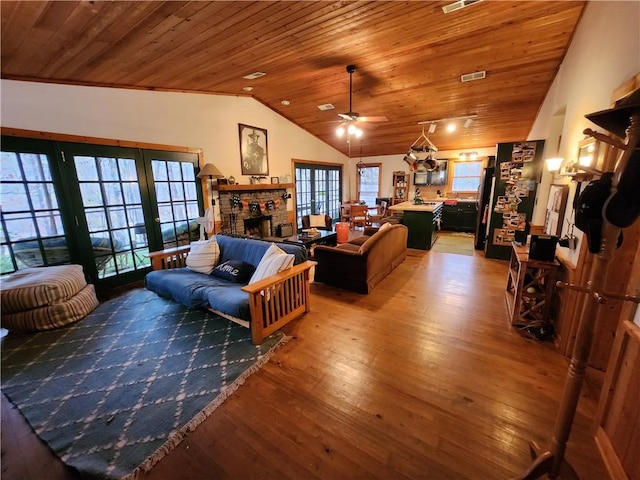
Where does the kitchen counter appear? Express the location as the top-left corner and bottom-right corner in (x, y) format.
(388, 201), (443, 212)
(388, 201), (442, 250)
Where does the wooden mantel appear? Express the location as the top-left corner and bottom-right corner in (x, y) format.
(217, 183), (294, 192)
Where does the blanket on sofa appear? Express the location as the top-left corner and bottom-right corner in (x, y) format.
(145, 235), (308, 322)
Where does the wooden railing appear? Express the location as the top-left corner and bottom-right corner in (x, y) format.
(242, 261), (315, 344)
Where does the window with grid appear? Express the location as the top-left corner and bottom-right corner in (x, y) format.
(1, 147), (68, 275)
(295, 163), (342, 225)
(356, 164), (380, 206)
(1, 136), (202, 290)
(451, 161), (483, 192)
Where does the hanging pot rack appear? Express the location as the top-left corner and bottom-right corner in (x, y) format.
(402, 124), (439, 172)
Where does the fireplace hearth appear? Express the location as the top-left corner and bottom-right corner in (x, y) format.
(244, 215), (272, 238)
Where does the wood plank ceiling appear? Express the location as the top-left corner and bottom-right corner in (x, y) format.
(1, 1), (586, 158)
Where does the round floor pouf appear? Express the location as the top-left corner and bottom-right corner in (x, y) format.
(1, 265), (99, 333)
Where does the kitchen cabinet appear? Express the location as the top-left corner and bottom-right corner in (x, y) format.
(412, 161), (448, 186)
(389, 201), (442, 250)
(441, 201), (477, 232)
(391, 172), (409, 205)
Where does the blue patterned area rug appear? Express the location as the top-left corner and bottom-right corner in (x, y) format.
(1, 288), (288, 480)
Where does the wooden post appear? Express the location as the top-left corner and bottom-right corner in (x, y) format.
(514, 111), (640, 480)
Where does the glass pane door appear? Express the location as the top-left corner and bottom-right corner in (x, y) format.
(294, 163), (342, 227)
(66, 146), (152, 284)
(145, 150), (201, 249)
(1, 138), (71, 275)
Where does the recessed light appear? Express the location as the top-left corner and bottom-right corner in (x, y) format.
(243, 86), (254, 92)
(243, 72), (266, 80)
(281, 100), (290, 106)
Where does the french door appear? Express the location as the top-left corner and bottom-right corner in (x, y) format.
(1, 136), (202, 290)
(294, 162), (342, 227)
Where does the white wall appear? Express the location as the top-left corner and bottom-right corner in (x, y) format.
(527, 1), (640, 266)
(0, 80), (349, 213)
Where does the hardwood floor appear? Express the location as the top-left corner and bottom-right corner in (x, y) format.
(1, 242), (609, 480)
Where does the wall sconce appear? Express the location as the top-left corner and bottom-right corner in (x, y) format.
(197, 163), (225, 206)
(545, 157), (564, 172)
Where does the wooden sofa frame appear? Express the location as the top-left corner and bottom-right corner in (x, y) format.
(148, 245), (316, 345)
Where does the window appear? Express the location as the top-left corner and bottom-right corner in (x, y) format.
(451, 161), (483, 192)
(356, 163), (381, 206)
(1, 142), (68, 275)
(1, 136), (202, 290)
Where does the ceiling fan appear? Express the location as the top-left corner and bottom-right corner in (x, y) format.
(336, 65), (387, 138)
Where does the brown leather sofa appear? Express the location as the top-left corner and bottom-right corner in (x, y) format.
(313, 223), (408, 293)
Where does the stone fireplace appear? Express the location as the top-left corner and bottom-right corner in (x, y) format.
(243, 215), (272, 238)
(217, 184), (292, 238)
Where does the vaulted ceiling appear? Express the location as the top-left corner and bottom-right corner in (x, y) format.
(1, 1), (586, 157)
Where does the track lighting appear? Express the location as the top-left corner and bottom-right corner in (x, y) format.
(459, 152), (478, 160)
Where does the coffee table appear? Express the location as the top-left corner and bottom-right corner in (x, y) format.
(281, 230), (337, 257)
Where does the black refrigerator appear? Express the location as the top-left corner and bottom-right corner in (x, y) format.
(474, 159), (495, 250)
(484, 140), (545, 260)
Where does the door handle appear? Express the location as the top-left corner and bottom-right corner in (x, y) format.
(154, 218), (160, 223)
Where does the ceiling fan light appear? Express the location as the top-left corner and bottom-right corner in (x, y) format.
(354, 128), (363, 138)
(336, 126), (345, 137)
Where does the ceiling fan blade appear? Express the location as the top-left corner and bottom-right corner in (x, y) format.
(338, 112), (357, 121)
(357, 115), (388, 123)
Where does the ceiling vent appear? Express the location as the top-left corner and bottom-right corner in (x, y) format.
(242, 72), (266, 80)
(461, 70), (486, 82)
(442, 0), (483, 14)
(317, 104), (335, 111)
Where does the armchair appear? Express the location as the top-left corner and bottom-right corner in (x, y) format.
(301, 214), (333, 231)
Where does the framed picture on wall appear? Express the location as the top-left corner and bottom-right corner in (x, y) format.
(545, 184), (569, 236)
(239, 124), (269, 176)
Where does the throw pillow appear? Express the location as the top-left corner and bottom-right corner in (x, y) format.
(249, 243), (295, 284)
(211, 260), (255, 284)
(308, 214), (326, 228)
(185, 237), (220, 275)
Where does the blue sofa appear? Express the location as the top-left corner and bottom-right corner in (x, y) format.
(145, 234), (315, 344)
